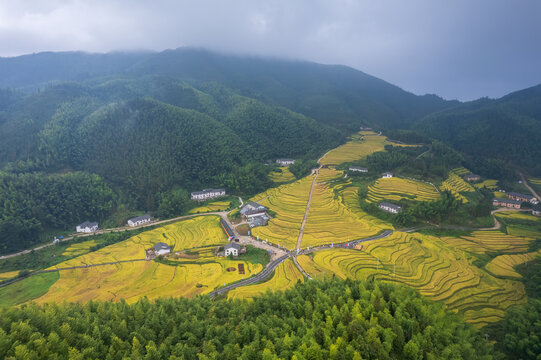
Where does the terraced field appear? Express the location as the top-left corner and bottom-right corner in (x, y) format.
(188, 200), (231, 214)
(227, 259), (303, 299)
(452, 167), (471, 176)
(61, 240), (97, 257)
(300, 231), (526, 327)
(442, 230), (536, 254)
(440, 172), (476, 203)
(301, 182), (390, 247)
(319, 132), (387, 165)
(495, 210), (539, 222)
(50, 216), (228, 268)
(317, 167), (343, 183)
(269, 167), (296, 183)
(366, 177), (440, 203)
(485, 250), (541, 278)
(0, 270), (20, 281)
(474, 179), (498, 190)
(250, 176), (313, 249)
(36, 257), (262, 304)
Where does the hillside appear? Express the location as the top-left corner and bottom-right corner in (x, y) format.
(415, 84), (541, 176)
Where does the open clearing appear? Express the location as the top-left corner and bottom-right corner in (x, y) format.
(366, 177), (440, 203)
(227, 259), (303, 299)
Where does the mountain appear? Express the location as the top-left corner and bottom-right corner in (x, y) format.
(415, 84), (541, 175)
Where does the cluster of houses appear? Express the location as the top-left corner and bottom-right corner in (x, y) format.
(493, 191), (540, 215)
(276, 158), (295, 166)
(76, 214), (153, 233)
(240, 201), (269, 228)
(190, 188), (226, 201)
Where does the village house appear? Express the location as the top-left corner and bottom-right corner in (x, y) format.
(532, 205), (541, 217)
(220, 219), (235, 239)
(76, 221), (99, 233)
(190, 188), (226, 201)
(276, 158), (295, 166)
(224, 243), (241, 256)
(127, 214), (151, 227)
(349, 166), (368, 173)
(493, 198), (522, 209)
(154, 242), (171, 256)
(382, 172), (394, 179)
(240, 201), (268, 218)
(463, 174), (481, 182)
(249, 215), (269, 228)
(506, 192), (538, 204)
(378, 202), (402, 214)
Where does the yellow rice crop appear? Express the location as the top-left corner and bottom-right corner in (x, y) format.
(301, 182), (390, 247)
(366, 177), (440, 203)
(317, 167), (343, 182)
(305, 231), (526, 327)
(188, 201), (231, 214)
(495, 210), (538, 221)
(474, 179), (498, 190)
(452, 167), (471, 176)
(51, 216), (228, 267)
(250, 177), (313, 249)
(440, 173), (475, 203)
(61, 240), (97, 257)
(528, 178), (541, 185)
(485, 250), (541, 278)
(0, 271), (20, 281)
(269, 167), (296, 183)
(319, 132), (388, 165)
(227, 259), (303, 299)
(36, 258), (262, 304)
(442, 230), (536, 254)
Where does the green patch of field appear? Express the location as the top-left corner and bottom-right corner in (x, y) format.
(0, 272), (59, 307)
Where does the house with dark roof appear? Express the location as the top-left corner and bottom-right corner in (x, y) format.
(190, 188), (226, 201)
(276, 158), (295, 166)
(493, 198), (522, 209)
(154, 242), (171, 256)
(249, 215), (269, 228)
(240, 201), (268, 218)
(463, 174), (481, 182)
(224, 243), (241, 256)
(220, 219), (235, 239)
(507, 192), (538, 204)
(382, 172), (394, 178)
(127, 214), (151, 227)
(378, 202), (402, 214)
(349, 166), (368, 173)
(532, 205), (541, 217)
(76, 221), (99, 233)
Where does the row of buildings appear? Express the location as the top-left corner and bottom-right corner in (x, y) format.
(493, 191), (540, 216)
(76, 214), (152, 233)
(190, 188), (226, 201)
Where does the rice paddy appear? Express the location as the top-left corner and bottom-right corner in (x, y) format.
(319, 131), (388, 165)
(0, 270), (20, 281)
(316, 167), (343, 183)
(474, 179), (499, 190)
(485, 250), (541, 278)
(440, 172), (476, 203)
(50, 216), (228, 268)
(441, 230), (536, 254)
(61, 240), (97, 257)
(269, 167), (296, 183)
(188, 200), (231, 214)
(366, 177), (440, 203)
(301, 231), (526, 327)
(227, 259), (303, 299)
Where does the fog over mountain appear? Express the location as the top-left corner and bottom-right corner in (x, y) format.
(1, 0), (540, 100)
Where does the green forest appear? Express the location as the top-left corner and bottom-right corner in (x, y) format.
(0, 280), (494, 359)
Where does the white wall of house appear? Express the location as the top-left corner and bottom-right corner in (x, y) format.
(156, 249), (170, 256)
(225, 248), (238, 256)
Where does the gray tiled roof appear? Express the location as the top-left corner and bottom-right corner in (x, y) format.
(379, 202), (401, 210)
(225, 243), (241, 250)
(154, 242), (170, 251)
(128, 214), (151, 222)
(78, 221), (98, 228)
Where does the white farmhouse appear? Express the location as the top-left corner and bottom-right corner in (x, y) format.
(154, 242), (171, 256)
(276, 158), (295, 166)
(127, 214), (151, 227)
(382, 172), (394, 178)
(240, 201), (268, 219)
(224, 243), (241, 256)
(190, 188), (226, 201)
(76, 221), (99, 233)
(378, 202), (402, 214)
(349, 166), (368, 173)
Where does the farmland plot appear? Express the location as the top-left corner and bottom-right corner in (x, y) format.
(366, 177), (440, 203)
(485, 250), (541, 278)
(440, 172), (475, 203)
(269, 167), (295, 183)
(319, 132), (388, 165)
(188, 200), (231, 214)
(442, 230), (536, 254)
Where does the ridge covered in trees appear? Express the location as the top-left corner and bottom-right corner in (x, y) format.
(0, 279), (494, 359)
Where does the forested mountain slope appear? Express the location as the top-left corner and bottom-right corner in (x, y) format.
(415, 84), (541, 175)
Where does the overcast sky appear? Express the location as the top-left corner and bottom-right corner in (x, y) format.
(0, 0), (540, 100)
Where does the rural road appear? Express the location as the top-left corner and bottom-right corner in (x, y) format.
(520, 173), (541, 202)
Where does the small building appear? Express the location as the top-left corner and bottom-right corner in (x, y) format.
(127, 214), (151, 227)
(378, 202), (402, 214)
(249, 215), (269, 228)
(240, 201), (268, 218)
(507, 192), (538, 204)
(276, 158), (295, 166)
(190, 188), (226, 201)
(463, 174), (481, 182)
(76, 221), (98, 233)
(224, 243), (241, 257)
(532, 205), (541, 217)
(493, 198), (521, 209)
(154, 242), (171, 256)
(220, 219), (235, 239)
(349, 166), (368, 173)
(382, 172), (394, 179)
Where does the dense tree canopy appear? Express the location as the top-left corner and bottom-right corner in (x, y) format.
(0, 279), (493, 359)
